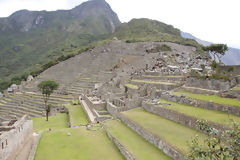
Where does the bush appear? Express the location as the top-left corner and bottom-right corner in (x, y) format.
(227, 66), (234, 72)
(156, 44), (172, 52)
(211, 61), (217, 70)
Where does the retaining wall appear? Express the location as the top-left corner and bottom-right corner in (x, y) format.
(142, 102), (227, 132)
(185, 77), (231, 91)
(106, 102), (184, 160)
(105, 128), (135, 160)
(161, 93), (240, 116)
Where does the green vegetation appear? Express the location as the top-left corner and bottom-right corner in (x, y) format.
(32, 113), (68, 132)
(114, 18), (203, 52)
(188, 120), (240, 160)
(125, 83), (139, 90)
(160, 99), (240, 125)
(105, 120), (172, 160)
(122, 108), (208, 153)
(34, 127), (124, 160)
(132, 79), (175, 85)
(65, 103), (88, 126)
(189, 69), (231, 81)
(0, 0), (119, 92)
(203, 44), (228, 63)
(37, 80), (59, 121)
(174, 90), (240, 107)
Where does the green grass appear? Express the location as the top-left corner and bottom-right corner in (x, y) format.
(160, 99), (240, 125)
(132, 79), (175, 85)
(65, 103), (89, 126)
(122, 108), (208, 154)
(32, 113), (68, 132)
(174, 90), (240, 107)
(34, 127), (124, 160)
(104, 120), (172, 160)
(125, 83), (139, 90)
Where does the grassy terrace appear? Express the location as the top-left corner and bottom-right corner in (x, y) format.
(34, 127), (124, 160)
(104, 120), (172, 160)
(65, 103), (88, 126)
(33, 114), (123, 160)
(125, 83), (139, 90)
(160, 99), (240, 125)
(132, 80), (175, 85)
(122, 108), (208, 154)
(174, 90), (240, 107)
(32, 113), (68, 132)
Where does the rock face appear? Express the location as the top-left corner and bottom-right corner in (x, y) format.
(0, 0), (120, 33)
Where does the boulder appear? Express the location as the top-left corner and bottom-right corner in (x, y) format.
(0, 92), (3, 98)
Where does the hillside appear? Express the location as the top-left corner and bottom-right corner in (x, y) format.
(114, 18), (201, 49)
(181, 31), (240, 65)
(0, 0), (120, 87)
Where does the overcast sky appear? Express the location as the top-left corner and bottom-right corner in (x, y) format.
(0, 0), (239, 49)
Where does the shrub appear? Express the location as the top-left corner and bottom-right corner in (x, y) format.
(156, 44), (172, 52)
(227, 66), (234, 72)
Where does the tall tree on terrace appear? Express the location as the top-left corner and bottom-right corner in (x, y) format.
(203, 44), (228, 63)
(37, 80), (59, 121)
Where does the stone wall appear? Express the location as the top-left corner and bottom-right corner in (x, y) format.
(185, 77), (231, 91)
(142, 102), (227, 132)
(105, 128), (135, 160)
(118, 113), (184, 160)
(161, 92), (240, 116)
(106, 102), (183, 160)
(83, 95), (106, 111)
(0, 115), (33, 160)
(131, 82), (181, 90)
(216, 65), (240, 77)
(133, 75), (186, 82)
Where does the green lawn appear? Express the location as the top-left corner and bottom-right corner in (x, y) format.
(132, 79), (175, 85)
(174, 90), (240, 107)
(160, 99), (240, 125)
(65, 103), (89, 126)
(122, 108), (208, 154)
(34, 127), (124, 160)
(125, 83), (139, 90)
(104, 120), (172, 160)
(32, 113), (68, 132)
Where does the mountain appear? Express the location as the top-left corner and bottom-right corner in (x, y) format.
(114, 18), (201, 50)
(0, 0), (120, 85)
(181, 32), (240, 65)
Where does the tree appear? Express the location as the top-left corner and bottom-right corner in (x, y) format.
(37, 80), (59, 121)
(188, 120), (240, 160)
(203, 44), (228, 63)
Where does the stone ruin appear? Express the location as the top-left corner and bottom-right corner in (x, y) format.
(0, 115), (33, 160)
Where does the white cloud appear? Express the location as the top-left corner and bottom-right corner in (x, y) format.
(0, 0), (239, 48)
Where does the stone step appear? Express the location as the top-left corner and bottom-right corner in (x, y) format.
(0, 106), (40, 117)
(119, 108), (208, 159)
(0, 104), (43, 115)
(1, 100), (45, 111)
